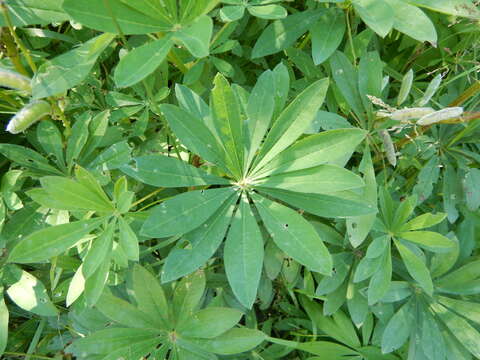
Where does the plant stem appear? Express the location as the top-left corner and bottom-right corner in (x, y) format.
(346, 8), (357, 65)
(1, 1), (37, 73)
(0, 29), (28, 75)
(131, 188), (165, 208)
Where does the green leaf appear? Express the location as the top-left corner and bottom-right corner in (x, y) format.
(442, 164), (459, 223)
(346, 146), (377, 247)
(248, 4), (287, 19)
(65, 113), (90, 166)
(118, 0), (174, 23)
(162, 197), (236, 282)
(88, 141), (132, 170)
(391, 196), (417, 231)
(32, 33), (115, 99)
(220, 6), (245, 22)
(211, 73), (244, 178)
(141, 187), (236, 238)
(62, 0), (173, 34)
(251, 78), (330, 174)
(6, 268), (58, 316)
(173, 271), (206, 325)
(8, 218), (105, 263)
(329, 51), (364, 117)
(194, 328), (266, 355)
(132, 265), (170, 329)
(0, 292), (8, 354)
(75, 166), (112, 206)
(160, 104), (230, 174)
(66, 328), (162, 355)
(178, 307), (242, 338)
(367, 249), (392, 305)
(36, 121), (65, 170)
(40, 176), (114, 212)
(386, 0), (437, 43)
(114, 37), (173, 87)
(84, 251), (111, 307)
(256, 165), (365, 194)
(174, 15), (213, 58)
(402, 213), (446, 231)
(464, 168), (480, 211)
(118, 216), (139, 261)
(66, 265), (85, 307)
(381, 300), (415, 353)
(245, 70), (275, 170)
(413, 156), (440, 203)
(224, 194), (264, 308)
(403, 0), (480, 19)
(255, 128), (366, 177)
(353, 0), (394, 37)
(420, 309), (446, 360)
(358, 51), (383, 110)
(310, 8), (346, 65)
(431, 302), (480, 358)
(0, 144), (62, 175)
(395, 240), (433, 295)
(397, 69), (414, 106)
(272, 62), (290, 119)
(0, 0), (69, 26)
(252, 9), (323, 58)
(298, 341), (358, 358)
(175, 84), (211, 123)
(96, 290), (159, 329)
(252, 193), (332, 275)
(82, 221), (115, 278)
(438, 296), (480, 326)
(399, 231), (455, 253)
(259, 188), (375, 218)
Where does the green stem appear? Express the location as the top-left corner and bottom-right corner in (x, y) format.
(1, 1), (37, 73)
(25, 319), (46, 360)
(0, 29), (28, 75)
(4, 353), (53, 360)
(140, 235), (181, 256)
(346, 8), (356, 65)
(131, 188), (165, 208)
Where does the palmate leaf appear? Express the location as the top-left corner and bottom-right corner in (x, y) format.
(67, 265), (261, 359)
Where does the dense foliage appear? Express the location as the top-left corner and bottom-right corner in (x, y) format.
(0, 0), (480, 359)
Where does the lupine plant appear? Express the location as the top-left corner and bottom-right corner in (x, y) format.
(0, 0), (479, 359)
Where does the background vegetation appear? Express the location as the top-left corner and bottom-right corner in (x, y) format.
(0, 0), (480, 359)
